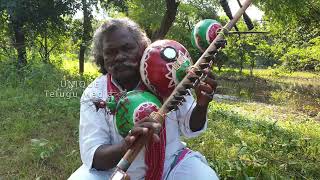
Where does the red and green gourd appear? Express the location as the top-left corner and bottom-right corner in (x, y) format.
(113, 90), (162, 137)
(191, 19), (222, 52)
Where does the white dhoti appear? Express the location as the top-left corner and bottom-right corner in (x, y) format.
(69, 151), (219, 180)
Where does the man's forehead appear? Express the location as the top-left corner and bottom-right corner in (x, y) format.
(103, 35), (133, 43)
(105, 26), (131, 38)
(103, 37), (136, 48)
(103, 30), (138, 47)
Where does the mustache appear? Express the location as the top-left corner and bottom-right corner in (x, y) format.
(109, 61), (139, 70)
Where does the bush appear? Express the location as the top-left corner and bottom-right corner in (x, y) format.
(280, 37), (320, 72)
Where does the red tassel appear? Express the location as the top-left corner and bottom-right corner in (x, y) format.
(145, 120), (166, 180)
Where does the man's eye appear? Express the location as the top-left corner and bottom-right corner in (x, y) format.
(104, 57), (110, 62)
(124, 44), (134, 50)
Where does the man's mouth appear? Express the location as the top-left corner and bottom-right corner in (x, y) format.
(113, 65), (129, 71)
(112, 63), (137, 72)
(111, 61), (138, 71)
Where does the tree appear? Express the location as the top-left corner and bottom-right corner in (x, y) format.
(1, 0), (28, 67)
(0, 11), (15, 60)
(215, 51), (228, 71)
(244, 42), (257, 76)
(126, 0), (179, 41)
(101, 0), (129, 16)
(150, 0), (179, 41)
(255, 0), (320, 31)
(0, 0), (77, 67)
(79, 0), (93, 75)
(166, 0), (220, 61)
(221, 21), (268, 73)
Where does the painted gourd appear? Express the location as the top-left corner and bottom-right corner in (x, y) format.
(140, 39), (192, 99)
(111, 90), (162, 137)
(191, 19), (222, 52)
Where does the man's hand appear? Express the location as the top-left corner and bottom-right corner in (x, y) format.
(189, 68), (218, 132)
(121, 117), (161, 151)
(93, 117), (161, 170)
(194, 68), (218, 107)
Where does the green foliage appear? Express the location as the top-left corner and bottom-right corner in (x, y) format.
(0, 0), (78, 64)
(221, 22), (261, 72)
(281, 37), (320, 71)
(166, 0), (220, 61)
(100, 0), (128, 15)
(0, 11), (15, 59)
(255, 0), (320, 30)
(127, 0), (166, 36)
(2, 0), (318, 72)
(0, 0), (77, 31)
(220, 18), (320, 72)
(247, 0), (320, 71)
(124, 0), (220, 60)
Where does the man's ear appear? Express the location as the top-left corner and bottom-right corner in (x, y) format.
(99, 56), (107, 74)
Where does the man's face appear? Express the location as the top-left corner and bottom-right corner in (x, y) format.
(102, 27), (142, 81)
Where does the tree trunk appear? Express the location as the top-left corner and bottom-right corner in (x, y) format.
(240, 63), (243, 73)
(239, 47), (244, 74)
(44, 29), (49, 63)
(13, 22), (27, 67)
(79, 44), (85, 75)
(151, 0), (179, 41)
(79, 0), (92, 75)
(7, 6), (27, 68)
(250, 59), (254, 76)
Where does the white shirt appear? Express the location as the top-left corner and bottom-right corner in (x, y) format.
(79, 75), (207, 179)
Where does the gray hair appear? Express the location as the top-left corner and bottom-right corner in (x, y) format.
(92, 18), (151, 74)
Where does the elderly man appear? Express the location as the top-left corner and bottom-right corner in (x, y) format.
(69, 18), (219, 180)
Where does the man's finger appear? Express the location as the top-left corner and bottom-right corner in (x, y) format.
(138, 116), (160, 123)
(136, 121), (161, 132)
(196, 83), (213, 94)
(203, 77), (218, 91)
(152, 133), (160, 142)
(124, 135), (136, 145)
(204, 69), (216, 79)
(129, 127), (149, 136)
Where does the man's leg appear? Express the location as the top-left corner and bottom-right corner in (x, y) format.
(68, 164), (112, 180)
(166, 152), (219, 180)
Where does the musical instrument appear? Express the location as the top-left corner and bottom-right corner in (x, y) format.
(191, 19), (223, 52)
(140, 39), (192, 99)
(107, 90), (162, 137)
(111, 0), (253, 179)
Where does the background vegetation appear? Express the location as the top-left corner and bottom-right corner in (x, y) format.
(0, 0), (319, 179)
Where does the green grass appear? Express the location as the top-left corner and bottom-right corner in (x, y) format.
(0, 60), (319, 179)
(0, 60), (87, 179)
(186, 101), (320, 179)
(215, 68), (320, 117)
